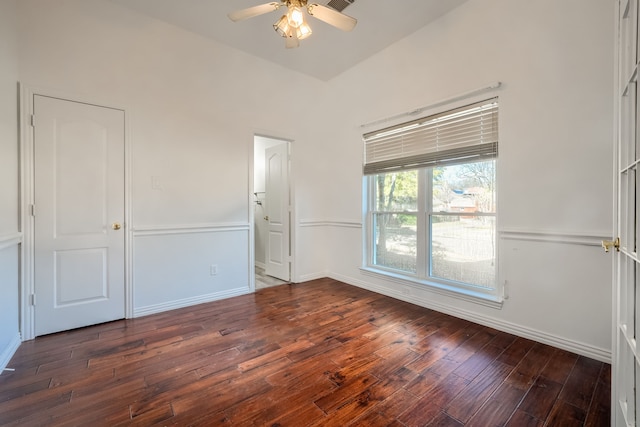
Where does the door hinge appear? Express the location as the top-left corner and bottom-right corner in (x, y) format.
(30, 204), (35, 217)
(30, 294), (36, 306)
(30, 114), (35, 127)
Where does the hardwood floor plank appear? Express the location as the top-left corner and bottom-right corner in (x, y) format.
(584, 364), (611, 427)
(170, 358), (289, 417)
(518, 375), (563, 420)
(466, 382), (526, 427)
(445, 360), (513, 423)
(314, 373), (379, 413)
(496, 336), (536, 367)
(127, 403), (174, 426)
(545, 400), (587, 427)
(505, 409), (543, 427)
(332, 329), (408, 367)
(237, 339), (313, 372)
(264, 401), (327, 427)
(265, 353), (341, 387)
(539, 347), (578, 384)
(353, 387), (419, 424)
(510, 342), (555, 380)
(397, 393), (446, 427)
(0, 389), (73, 425)
(424, 372), (470, 408)
(451, 340), (506, 381)
(427, 411), (465, 427)
(226, 372), (335, 425)
(558, 356), (603, 411)
(0, 376), (51, 402)
(0, 279), (609, 426)
(404, 357), (461, 397)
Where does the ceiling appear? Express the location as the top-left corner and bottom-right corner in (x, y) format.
(108, 0), (468, 81)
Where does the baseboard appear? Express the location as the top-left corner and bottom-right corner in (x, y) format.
(0, 333), (22, 375)
(328, 272), (612, 363)
(133, 287), (253, 318)
(255, 261), (266, 270)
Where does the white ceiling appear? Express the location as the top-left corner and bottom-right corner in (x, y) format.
(108, 0), (468, 81)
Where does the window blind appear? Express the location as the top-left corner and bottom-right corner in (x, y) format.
(363, 98), (498, 175)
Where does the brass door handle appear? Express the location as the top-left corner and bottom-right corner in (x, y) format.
(602, 237), (620, 253)
(112, 223), (122, 231)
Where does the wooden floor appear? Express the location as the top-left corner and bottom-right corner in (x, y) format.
(0, 278), (610, 426)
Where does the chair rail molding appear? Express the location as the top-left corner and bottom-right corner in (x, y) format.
(132, 222), (250, 237)
(0, 232), (22, 251)
(299, 219), (362, 228)
(499, 228), (611, 247)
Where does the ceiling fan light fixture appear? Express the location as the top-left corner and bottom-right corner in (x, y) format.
(273, 14), (291, 37)
(296, 21), (312, 39)
(230, 0), (356, 49)
(287, 6), (305, 28)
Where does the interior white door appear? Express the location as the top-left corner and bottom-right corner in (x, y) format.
(33, 95), (125, 336)
(614, 1), (640, 425)
(264, 143), (290, 281)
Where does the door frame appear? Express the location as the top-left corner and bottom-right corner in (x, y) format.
(19, 84), (132, 341)
(250, 133), (296, 288)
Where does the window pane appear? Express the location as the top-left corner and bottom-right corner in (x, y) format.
(430, 215), (496, 288)
(433, 160), (496, 214)
(374, 171), (418, 211)
(374, 213), (417, 273)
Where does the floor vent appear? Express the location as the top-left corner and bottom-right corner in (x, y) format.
(326, 0), (355, 13)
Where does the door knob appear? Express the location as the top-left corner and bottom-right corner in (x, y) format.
(264, 216), (269, 221)
(602, 237), (620, 253)
(112, 223), (122, 231)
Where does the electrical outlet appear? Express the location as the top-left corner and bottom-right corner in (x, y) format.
(210, 264), (218, 276)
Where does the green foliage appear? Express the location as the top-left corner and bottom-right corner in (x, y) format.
(376, 170), (418, 211)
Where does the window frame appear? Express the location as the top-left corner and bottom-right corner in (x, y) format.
(361, 99), (502, 307)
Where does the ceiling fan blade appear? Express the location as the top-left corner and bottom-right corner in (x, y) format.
(307, 3), (357, 32)
(228, 2), (282, 22)
(285, 32), (300, 49)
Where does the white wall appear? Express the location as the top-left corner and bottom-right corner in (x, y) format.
(15, 0), (330, 317)
(320, 0), (614, 361)
(0, 0), (21, 371)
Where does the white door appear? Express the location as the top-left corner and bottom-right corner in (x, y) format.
(614, 1), (640, 425)
(33, 95), (125, 336)
(264, 143), (290, 281)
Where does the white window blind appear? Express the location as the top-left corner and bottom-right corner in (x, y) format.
(363, 98), (499, 175)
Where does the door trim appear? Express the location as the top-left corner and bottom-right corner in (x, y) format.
(19, 84), (132, 340)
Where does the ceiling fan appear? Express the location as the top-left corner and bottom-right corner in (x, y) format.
(228, 0), (357, 49)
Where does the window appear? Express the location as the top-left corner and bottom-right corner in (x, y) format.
(363, 99), (499, 301)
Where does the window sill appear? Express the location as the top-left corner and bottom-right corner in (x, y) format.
(359, 267), (504, 310)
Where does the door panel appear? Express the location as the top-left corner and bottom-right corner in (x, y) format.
(265, 143), (290, 281)
(34, 95), (125, 336)
(55, 248), (108, 305)
(616, 0), (640, 425)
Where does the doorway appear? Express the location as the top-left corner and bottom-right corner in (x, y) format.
(253, 136), (291, 286)
(24, 93), (127, 337)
